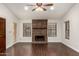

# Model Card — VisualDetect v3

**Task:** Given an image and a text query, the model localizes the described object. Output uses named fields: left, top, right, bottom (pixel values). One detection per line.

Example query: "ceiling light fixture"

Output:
left=24, top=6, right=28, bottom=10
left=50, top=6, right=54, bottom=10
left=26, top=3, right=53, bottom=11
left=35, top=7, right=43, bottom=11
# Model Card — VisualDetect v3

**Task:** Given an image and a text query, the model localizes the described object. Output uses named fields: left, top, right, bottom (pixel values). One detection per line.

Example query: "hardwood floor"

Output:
left=1, top=43, right=79, bottom=56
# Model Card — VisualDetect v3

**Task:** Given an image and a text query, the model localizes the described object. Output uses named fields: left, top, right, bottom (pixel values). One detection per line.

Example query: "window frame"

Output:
left=48, top=23, right=57, bottom=37
left=65, top=21, right=70, bottom=39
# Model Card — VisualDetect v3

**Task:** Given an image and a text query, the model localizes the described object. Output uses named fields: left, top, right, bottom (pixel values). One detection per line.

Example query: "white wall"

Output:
left=62, top=4, right=79, bottom=52
left=0, top=4, right=18, bottom=49
left=17, top=19, right=62, bottom=42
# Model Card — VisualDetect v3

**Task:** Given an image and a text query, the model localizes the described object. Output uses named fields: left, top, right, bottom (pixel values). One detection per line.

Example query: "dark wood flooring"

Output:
left=0, top=43, right=79, bottom=56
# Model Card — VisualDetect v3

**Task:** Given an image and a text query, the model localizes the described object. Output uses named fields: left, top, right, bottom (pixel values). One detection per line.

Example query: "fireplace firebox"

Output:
left=35, top=36, right=45, bottom=41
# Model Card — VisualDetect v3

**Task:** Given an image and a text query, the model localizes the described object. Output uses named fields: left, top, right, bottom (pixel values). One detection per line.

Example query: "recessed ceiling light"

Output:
left=24, top=6, right=28, bottom=10
left=50, top=6, right=54, bottom=10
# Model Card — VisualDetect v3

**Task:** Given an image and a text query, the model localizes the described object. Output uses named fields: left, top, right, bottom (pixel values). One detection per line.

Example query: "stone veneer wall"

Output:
left=32, top=20, right=47, bottom=43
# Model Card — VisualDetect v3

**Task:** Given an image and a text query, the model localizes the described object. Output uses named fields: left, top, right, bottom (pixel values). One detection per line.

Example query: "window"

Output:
left=48, top=23, right=57, bottom=37
left=23, top=23, right=31, bottom=37
left=65, top=21, right=70, bottom=39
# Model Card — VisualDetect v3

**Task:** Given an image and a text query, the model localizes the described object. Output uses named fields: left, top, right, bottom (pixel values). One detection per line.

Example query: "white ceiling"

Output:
left=4, top=3, right=75, bottom=20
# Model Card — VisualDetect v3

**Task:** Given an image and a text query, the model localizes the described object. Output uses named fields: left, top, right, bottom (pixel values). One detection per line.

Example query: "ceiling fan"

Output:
left=25, top=3, right=54, bottom=11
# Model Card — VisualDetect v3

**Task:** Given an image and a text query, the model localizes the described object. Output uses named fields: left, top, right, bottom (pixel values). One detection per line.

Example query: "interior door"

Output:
left=0, top=17, right=6, bottom=53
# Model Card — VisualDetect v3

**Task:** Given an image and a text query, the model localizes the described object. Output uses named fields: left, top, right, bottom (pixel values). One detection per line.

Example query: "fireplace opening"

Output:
left=35, top=36, right=45, bottom=41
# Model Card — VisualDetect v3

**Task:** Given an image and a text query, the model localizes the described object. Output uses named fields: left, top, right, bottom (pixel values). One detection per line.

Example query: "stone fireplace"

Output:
left=32, top=20, right=47, bottom=43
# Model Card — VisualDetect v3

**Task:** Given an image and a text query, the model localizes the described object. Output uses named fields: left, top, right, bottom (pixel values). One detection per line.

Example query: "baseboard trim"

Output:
left=6, top=43, right=14, bottom=49
left=6, top=42, right=17, bottom=49
left=15, top=42, right=61, bottom=44
left=62, top=42, right=79, bottom=53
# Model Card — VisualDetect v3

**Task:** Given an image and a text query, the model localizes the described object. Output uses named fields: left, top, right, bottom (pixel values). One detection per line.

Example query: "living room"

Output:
left=0, top=2, right=79, bottom=56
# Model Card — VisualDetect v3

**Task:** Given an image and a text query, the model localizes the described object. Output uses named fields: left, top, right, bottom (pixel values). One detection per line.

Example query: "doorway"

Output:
left=13, top=23, right=17, bottom=43
left=0, top=17, right=6, bottom=53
